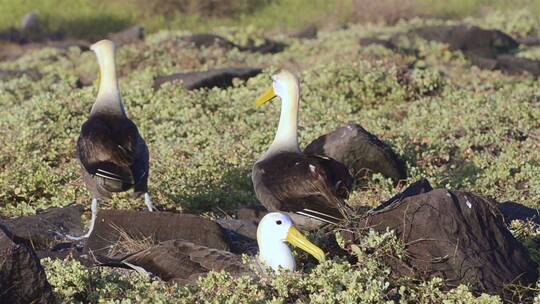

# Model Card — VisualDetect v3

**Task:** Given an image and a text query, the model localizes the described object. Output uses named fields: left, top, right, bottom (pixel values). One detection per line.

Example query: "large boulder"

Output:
left=2, top=205, right=84, bottom=250
left=356, top=180, right=538, bottom=296
left=153, top=67, right=262, bottom=90
left=0, top=224, right=54, bottom=303
left=304, top=123, right=407, bottom=183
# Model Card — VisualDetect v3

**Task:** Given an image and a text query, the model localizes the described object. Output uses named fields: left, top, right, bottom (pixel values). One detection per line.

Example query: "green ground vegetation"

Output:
left=2, top=3, right=540, bottom=303
left=1, top=0, right=540, bottom=38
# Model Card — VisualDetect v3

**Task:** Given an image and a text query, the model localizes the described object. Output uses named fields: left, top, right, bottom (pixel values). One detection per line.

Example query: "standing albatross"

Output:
left=99, top=212, right=325, bottom=282
left=251, top=70, right=353, bottom=225
left=66, top=39, right=153, bottom=240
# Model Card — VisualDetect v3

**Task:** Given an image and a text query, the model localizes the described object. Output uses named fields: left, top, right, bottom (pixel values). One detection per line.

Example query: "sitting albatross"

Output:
left=102, top=212, right=325, bottom=282
left=251, top=70, right=353, bottom=225
left=66, top=39, right=153, bottom=240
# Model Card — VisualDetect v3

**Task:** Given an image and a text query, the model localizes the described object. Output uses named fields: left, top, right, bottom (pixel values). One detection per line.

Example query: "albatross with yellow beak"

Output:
left=104, top=212, right=325, bottom=281
left=65, top=39, right=153, bottom=240
left=252, top=70, right=353, bottom=225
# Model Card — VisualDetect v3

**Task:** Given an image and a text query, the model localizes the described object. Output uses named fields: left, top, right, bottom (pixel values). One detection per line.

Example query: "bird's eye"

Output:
left=276, top=220, right=282, bottom=225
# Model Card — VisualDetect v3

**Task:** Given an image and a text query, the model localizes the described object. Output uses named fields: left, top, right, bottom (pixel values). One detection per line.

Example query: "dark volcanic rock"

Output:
left=0, top=28, right=22, bottom=42
left=108, top=26, right=144, bottom=45
left=0, top=40, right=89, bottom=61
left=359, top=37, right=398, bottom=50
left=153, top=67, right=262, bottom=90
left=21, top=11, right=41, bottom=34
left=304, top=123, right=407, bottom=183
left=389, top=24, right=540, bottom=77
left=0, top=69, right=41, bottom=81
left=467, top=54, right=540, bottom=76
left=0, top=224, right=54, bottom=303
left=498, top=201, right=540, bottom=225
left=493, top=54, right=540, bottom=76
left=2, top=205, right=84, bottom=250
left=291, top=26, right=318, bottom=40
left=358, top=183, right=538, bottom=296
left=243, top=39, right=287, bottom=54
left=517, top=36, right=540, bottom=46
left=85, top=210, right=230, bottom=258
left=237, top=205, right=268, bottom=222
left=409, top=24, right=518, bottom=58
left=181, top=33, right=286, bottom=54
left=181, top=33, right=237, bottom=50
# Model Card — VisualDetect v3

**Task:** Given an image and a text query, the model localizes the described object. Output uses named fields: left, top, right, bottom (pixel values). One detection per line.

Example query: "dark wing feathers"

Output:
left=254, top=152, right=353, bottom=223
left=77, top=115, right=148, bottom=191
left=122, top=240, right=247, bottom=282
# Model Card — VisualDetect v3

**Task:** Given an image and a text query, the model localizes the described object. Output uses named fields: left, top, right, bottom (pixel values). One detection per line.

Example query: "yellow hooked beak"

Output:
left=255, top=87, right=277, bottom=106
left=286, top=226, right=326, bottom=263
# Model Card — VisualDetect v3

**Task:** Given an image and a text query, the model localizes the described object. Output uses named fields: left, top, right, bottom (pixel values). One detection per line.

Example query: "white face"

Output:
left=271, top=70, right=299, bottom=100
left=257, top=212, right=294, bottom=243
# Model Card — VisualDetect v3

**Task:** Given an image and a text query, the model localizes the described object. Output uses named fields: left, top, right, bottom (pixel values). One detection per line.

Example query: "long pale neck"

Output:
left=90, top=43, right=126, bottom=116
left=258, top=240, right=296, bottom=272
left=262, top=89, right=300, bottom=159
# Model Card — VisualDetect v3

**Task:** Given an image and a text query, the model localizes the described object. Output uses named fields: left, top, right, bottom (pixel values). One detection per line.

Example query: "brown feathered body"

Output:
left=77, top=113, right=149, bottom=199
left=252, top=151, right=353, bottom=223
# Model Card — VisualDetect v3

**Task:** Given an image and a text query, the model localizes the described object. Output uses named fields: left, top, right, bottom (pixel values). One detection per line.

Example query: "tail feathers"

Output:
left=296, top=198, right=354, bottom=225
left=296, top=208, right=342, bottom=225
left=91, top=162, right=134, bottom=192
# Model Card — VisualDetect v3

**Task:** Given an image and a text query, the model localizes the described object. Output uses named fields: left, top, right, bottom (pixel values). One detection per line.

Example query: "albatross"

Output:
left=66, top=39, right=154, bottom=240
left=251, top=70, right=353, bottom=225
left=102, top=212, right=325, bottom=282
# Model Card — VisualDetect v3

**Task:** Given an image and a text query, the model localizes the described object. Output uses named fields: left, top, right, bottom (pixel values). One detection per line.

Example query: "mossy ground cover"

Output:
left=2, top=7, right=540, bottom=303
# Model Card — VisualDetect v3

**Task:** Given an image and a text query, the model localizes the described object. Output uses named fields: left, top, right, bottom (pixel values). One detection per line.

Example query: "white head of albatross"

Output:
left=256, top=70, right=301, bottom=159
left=257, top=212, right=325, bottom=272
left=90, top=39, right=126, bottom=117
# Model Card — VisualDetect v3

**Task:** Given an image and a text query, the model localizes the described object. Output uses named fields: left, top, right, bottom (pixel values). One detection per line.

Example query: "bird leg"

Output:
left=62, top=198, right=98, bottom=240
left=144, top=193, right=154, bottom=212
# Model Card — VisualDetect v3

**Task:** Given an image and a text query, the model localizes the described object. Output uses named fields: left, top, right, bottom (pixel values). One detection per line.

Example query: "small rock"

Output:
left=494, top=54, right=540, bottom=76
left=153, top=67, right=262, bottom=90
left=304, top=123, right=407, bottom=183
left=108, top=26, right=144, bottom=45
left=498, top=201, right=540, bottom=225
left=359, top=37, right=398, bottom=50
left=242, top=39, right=287, bottom=54
left=517, top=36, right=540, bottom=46
left=237, top=205, right=268, bottom=222
left=0, top=224, right=55, bottom=303
left=181, top=33, right=237, bottom=50
left=291, top=26, right=318, bottom=40
left=21, top=11, right=40, bottom=33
